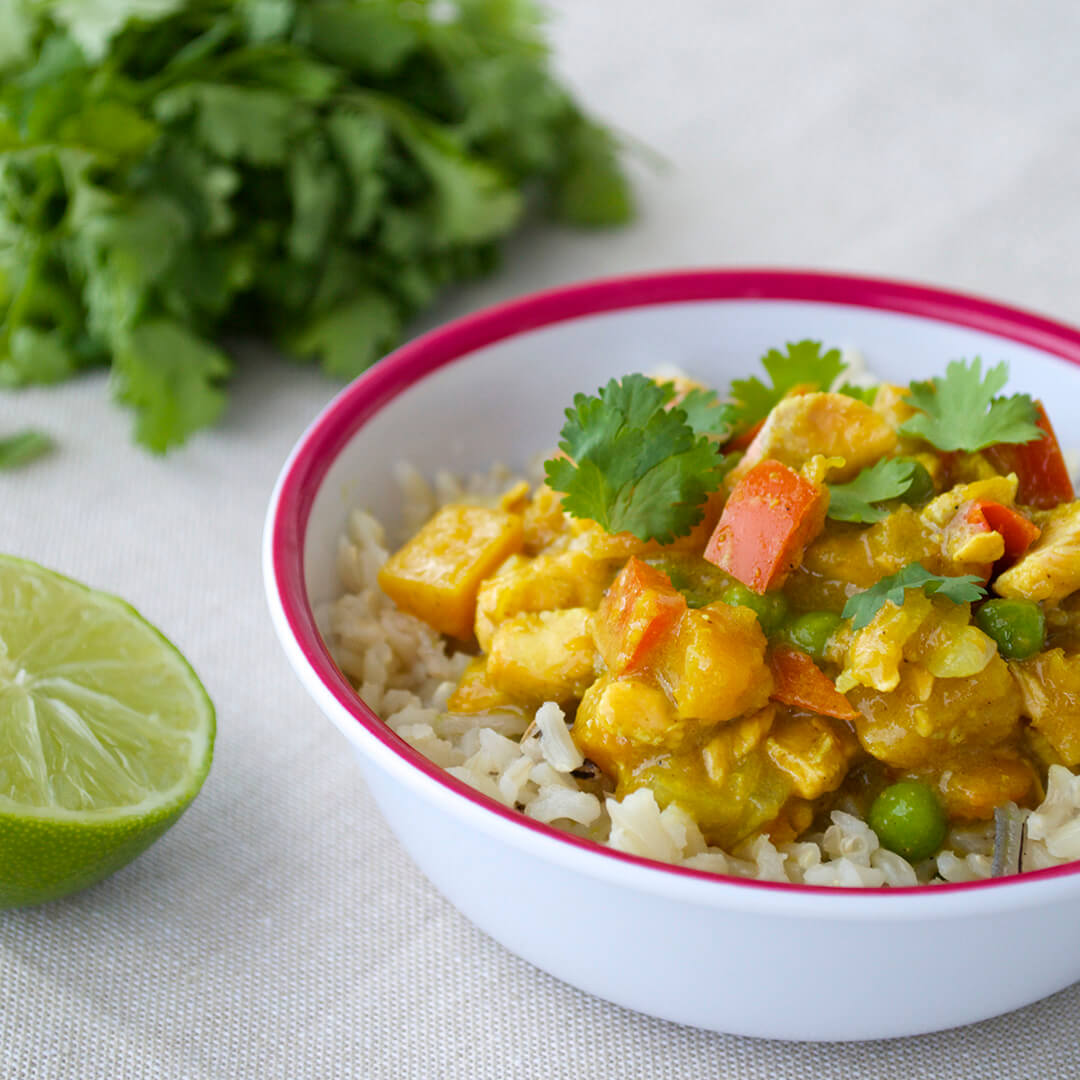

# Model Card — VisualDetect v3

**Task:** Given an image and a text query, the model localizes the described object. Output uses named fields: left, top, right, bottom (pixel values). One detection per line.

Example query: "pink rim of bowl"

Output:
left=267, top=267, right=1080, bottom=898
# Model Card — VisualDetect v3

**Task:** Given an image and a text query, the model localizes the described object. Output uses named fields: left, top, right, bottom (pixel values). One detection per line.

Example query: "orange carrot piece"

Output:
left=768, top=645, right=858, bottom=722
left=593, top=557, right=687, bottom=676
left=985, top=401, right=1074, bottom=509
left=703, top=459, right=828, bottom=594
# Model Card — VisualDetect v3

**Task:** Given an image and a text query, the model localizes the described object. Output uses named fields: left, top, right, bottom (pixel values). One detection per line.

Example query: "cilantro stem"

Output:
left=0, top=241, right=45, bottom=353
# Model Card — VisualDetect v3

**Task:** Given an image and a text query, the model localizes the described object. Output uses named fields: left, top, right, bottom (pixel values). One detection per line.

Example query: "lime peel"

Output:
left=0, top=555, right=215, bottom=907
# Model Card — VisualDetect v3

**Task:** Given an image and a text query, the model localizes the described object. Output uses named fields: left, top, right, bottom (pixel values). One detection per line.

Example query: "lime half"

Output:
left=0, top=555, right=215, bottom=908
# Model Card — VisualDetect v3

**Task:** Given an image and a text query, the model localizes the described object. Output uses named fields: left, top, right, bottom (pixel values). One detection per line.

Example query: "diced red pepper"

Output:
left=944, top=500, right=1039, bottom=581
left=704, top=459, right=828, bottom=594
left=768, top=645, right=858, bottom=722
left=971, top=501, right=1041, bottom=559
left=727, top=417, right=765, bottom=452
left=985, top=401, right=1074, bottom=509
left=593, top=557, right=687, bottom=676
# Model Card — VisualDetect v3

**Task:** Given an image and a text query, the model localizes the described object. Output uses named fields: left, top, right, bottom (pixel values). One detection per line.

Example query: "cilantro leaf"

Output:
left=49, top=0, right=187, bottom=62
left=0, top=429, right=52, bottom=468
left=111, top=320, right=231, bottom=453
left=293, top=2, right=419, bottom=76
left=0, top=4, right=34, bottom=73
left=286, top=133, right=342, bottom=263
left=550, top=113, right=635, bottom=227
left=153, top=84, right=298, bottom=167
left=842, top=562, right=986, bottom=631
left=544, top=374, right=730, bottom=544
left=325, top=111, right=386, bottom=239
left=289, top=290, right=402, bottom=380
left=2, top=327, right=84, bottom=387
left=390, top=109, right=523, bottom=246
left=241, top=0, right=296, bottom=44
left=673, top=386, right=735, bottom=438
left=727, top=340, right=847, bottom=431
left=836, top=382, right=879, bottom=405
left=899, top=358, right=1044, bottom=453
left=827, top=459, right=917, bottom=524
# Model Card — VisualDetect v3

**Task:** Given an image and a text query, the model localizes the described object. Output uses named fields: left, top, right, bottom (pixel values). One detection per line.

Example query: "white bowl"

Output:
left=263, top=269, right=1080, bottom=1041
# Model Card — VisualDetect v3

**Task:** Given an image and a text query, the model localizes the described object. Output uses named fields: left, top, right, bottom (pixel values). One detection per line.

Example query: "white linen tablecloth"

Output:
left=4, top=2, right=1080, bottom=1076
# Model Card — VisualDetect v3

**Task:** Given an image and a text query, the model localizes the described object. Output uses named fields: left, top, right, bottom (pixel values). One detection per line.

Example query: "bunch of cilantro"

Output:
left=0, top=0, right=632, bottom=450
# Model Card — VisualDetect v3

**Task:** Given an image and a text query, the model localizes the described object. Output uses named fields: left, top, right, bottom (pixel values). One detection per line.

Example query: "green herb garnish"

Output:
left=842, top=562, right=986, bottom=631
left=836, top=382, right=879, bottom=405
left=726, top=340, right=846, bottom=434
left=826, top=459, right=917, bottom=524
left=0, top=1, right=633, bottom=451
left=900, top=358, right=1044, bottom=453
left=674, top=387, right=735, bottom=437
left=0, top=429, right=52, bottom=469
left=544, top=375, right=732, bottom=544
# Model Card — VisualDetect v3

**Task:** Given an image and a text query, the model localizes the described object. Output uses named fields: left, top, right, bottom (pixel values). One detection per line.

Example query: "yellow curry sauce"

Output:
left=376, top=375, right=1080, bottom=856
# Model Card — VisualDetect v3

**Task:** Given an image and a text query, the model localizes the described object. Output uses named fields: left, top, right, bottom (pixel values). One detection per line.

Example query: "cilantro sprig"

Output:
left=544, top=375, right=732, bottom=544
left=726, top=340, right=846, bottom=434
left=900, top=358, right=1044, bottom=453
left=842, top=562, right=986, bottom=631
left=826, top=459, right=917, bottom=524
left=0, top=2, right=633, bottom=451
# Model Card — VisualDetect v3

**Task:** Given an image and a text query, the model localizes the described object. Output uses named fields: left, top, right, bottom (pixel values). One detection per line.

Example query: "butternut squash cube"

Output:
left=924, top=750, right=1038, bottom=820
left=377, top=504, right=523, bottom=639
left=654, top=602, right=772, bottom=725
left=486, top=608, right=597, bottom=705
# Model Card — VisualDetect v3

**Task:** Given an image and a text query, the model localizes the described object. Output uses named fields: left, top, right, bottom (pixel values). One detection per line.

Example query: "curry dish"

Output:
left=374, top=353, right=1080, bottom=866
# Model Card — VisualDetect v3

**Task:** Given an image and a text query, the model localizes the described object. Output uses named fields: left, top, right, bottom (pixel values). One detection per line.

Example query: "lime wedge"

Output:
left=0, top=555, right=214, bottom=908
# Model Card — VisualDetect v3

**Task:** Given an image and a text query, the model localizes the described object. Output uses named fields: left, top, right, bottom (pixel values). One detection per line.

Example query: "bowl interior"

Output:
left=265, top=276, right=1080, bottom=901
left=304, top=295, right=1080, bottom=611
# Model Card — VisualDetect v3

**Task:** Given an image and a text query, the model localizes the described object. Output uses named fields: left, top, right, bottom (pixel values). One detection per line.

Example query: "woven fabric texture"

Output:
left=4, top=1, right=1080, bottom=1076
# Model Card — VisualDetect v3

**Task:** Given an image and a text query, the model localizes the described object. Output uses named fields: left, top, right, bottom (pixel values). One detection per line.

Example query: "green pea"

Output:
left=778, top=611, right=843, bottom=662
left=719, top=582, right=789, bottom=636
left=895, top=458, right=936, bottom=505
left=648, top=560, right=695, bottom=596
left=869, top=780, right=948, bottom=861
left=974, top=598, right=1046, bottom=660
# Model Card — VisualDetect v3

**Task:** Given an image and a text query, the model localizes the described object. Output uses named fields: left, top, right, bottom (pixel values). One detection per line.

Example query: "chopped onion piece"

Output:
left=534, top=701, right=584, bottom=773
left=991, top=802, right=1028, bottom=877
